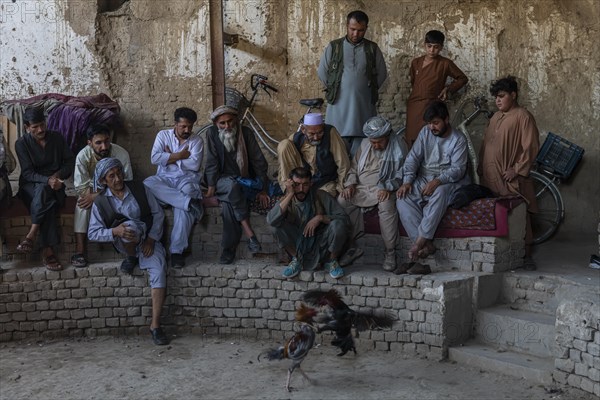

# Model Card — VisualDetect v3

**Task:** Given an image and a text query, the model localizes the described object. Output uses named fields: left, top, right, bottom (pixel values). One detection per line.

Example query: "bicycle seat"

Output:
left=299, top=98, right=324, bottom=108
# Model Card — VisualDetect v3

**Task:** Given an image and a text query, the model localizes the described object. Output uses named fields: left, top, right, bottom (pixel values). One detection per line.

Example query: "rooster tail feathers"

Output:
left=258, top=346, right=285, bottom=362
left=353, top=310, right=396, bottom=331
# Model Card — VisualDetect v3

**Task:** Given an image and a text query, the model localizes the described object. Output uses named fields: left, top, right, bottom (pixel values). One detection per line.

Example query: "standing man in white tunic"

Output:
left=144, top=107, right=204, bottom=268
left=318, top=10, right=388, bottom=157
left=396, top=101, right=469, bottom=274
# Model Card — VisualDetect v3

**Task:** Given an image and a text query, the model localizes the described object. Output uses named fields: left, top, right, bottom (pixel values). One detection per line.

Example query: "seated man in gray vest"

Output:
left=88, top=158, right=169, bottom=345
left=338, top=116, right=408, bottom=271
left=277, top=113, right=350, bottom=198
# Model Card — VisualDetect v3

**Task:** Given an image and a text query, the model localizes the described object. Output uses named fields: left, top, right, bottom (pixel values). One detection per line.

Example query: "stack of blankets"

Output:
left=1, top=93, right=120, bottom=155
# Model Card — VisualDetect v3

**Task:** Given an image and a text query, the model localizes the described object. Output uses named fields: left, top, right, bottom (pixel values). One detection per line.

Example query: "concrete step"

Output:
left=448, top=341, right=554, bottom=385
left=476, top=305, right=556, bottom=358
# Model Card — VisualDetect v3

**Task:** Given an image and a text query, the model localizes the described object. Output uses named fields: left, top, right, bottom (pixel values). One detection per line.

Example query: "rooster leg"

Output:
left=285, top=369, right=293, bottom=392
left=297, top=367, right=312, bottom=384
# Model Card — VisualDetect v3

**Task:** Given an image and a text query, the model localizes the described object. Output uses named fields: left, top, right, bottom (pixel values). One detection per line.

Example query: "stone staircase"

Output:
left=448, top=304, right=556, bottom=384
left=448, top=271, right=596, bottom=386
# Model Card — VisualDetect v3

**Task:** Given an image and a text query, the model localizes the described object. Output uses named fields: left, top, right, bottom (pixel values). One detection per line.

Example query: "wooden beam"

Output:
left=209, top=0, right=225, bottom=108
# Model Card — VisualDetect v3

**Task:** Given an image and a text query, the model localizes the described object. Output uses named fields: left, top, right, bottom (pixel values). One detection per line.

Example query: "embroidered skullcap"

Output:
left=210, top=105, right=238, bottom=122
left=363, top=116, right=392, bottom=138
left=303, top=113, right=323, bottom=126
left=93, top=157, right=123, bottom=192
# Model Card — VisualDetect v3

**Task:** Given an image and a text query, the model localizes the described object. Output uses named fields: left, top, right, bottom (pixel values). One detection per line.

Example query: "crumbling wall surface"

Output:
left=0, top=0, right=598, bottom=235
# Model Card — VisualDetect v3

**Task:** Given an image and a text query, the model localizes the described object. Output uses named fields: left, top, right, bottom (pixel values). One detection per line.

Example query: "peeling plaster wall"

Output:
left=0, top=0, right=598, bottom=237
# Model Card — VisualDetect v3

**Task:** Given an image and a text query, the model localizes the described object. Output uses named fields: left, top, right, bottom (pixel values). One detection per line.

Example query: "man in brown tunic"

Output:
left=479, top=76, right=540, bottom=270
left=406, top=30, right=468, bottom=147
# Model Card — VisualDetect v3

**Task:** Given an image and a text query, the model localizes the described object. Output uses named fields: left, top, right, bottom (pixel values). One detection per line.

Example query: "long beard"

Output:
left=219, top=128, right=237, bottom=152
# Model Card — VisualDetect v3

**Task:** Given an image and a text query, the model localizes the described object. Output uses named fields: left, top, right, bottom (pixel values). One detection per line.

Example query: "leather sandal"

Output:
left=70, top=253, right=88, bottom=268
left=44, top=255, right=63, bottom=271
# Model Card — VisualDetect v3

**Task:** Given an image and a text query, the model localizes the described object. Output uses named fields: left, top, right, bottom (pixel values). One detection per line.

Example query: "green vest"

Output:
left=325, top=37, right=379, bottom=105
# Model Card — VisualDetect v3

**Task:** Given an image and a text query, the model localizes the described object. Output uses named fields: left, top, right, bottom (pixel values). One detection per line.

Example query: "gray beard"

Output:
left=218, top=128, right=237, bottom=152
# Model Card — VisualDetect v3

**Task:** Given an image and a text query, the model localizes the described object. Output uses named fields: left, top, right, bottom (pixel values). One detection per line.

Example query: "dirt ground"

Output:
left=0, top=334, right=595, bottom=400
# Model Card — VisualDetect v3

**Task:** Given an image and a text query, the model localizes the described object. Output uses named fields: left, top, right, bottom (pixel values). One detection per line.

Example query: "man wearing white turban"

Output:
left=338, top=116, right=408, bottom=271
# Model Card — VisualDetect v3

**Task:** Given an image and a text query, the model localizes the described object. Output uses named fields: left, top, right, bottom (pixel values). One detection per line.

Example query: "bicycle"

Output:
left=196, top=74, right=324, bottom=157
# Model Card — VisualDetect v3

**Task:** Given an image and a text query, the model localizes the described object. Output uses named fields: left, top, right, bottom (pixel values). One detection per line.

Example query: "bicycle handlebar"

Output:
left=251, top=73, right=278, bottom=93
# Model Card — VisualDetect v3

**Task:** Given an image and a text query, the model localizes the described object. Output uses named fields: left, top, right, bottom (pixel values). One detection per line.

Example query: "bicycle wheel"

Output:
left=530, top=170, right=564, bottom=244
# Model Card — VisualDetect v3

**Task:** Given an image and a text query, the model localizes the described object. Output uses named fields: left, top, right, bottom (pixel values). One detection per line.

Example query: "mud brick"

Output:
left=78, top=298, right=92, bottom=308
left=127, top=287, right=142, bottom=297
left=119, top=297, right=133, bottom=307
left=365, top=297, right=378, bottom=308
left=114, top=287, right=128, bottom=297
left=113, top=308, right=126, bottom=317
left=100, top=287, right=115, bottom=297
left=8, top=282, right=23, bottom=293
left=556, top=358, right=575, bottom=372
left=351, top=295, right=366, bottom=306
left=208, top=287, right=222, bottom=297
left=235, top=309, right=249, bottom=318
left=19, top=321, right=34, bottom=331
left=85, top=308, right=99, bottom=318
left=56, top=289, right=71, bottom=299
left=85, top=266, right=105, bottom=277
left=12, top=293, right=27, bottom=302
left=71, top=288, right=86, bottom=298
left=567, top=374, right=582, bottom=389
left=403, top=276, right=418, bottom=287
left=41, top=290, right=57, bottom=300
left=397, top=309, right=412, bottom=321
left=63, top=299, right=78, bottom=309
left=228, top=298, right=241, bottom=308
left=71, top=309, right=85, bottom=319
left=255, top=298, right=268, bottom=309
left=90, top=318, right=105, bottom=329
left=195, top=287, right=209, bottom=297
left=56, top=310, right=70, bottom=319
left=267, top=299, right=281, bottom=309
left=47, top=320, right=62, bottom=330
left=371, top=286, right=385, bottom=297
left=588, top=343, right=600, bottom=357
left=6, top=302, right=21, bottom=312
left=98, top=308, right=113, bottom=318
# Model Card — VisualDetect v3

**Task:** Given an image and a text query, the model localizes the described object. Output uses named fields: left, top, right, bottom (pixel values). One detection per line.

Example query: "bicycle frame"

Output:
left=453, top=96, right=494, bottom=185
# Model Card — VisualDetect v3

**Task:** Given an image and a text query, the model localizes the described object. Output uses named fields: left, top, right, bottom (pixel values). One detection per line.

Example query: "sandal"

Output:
left=16, top=238, right=34, bottom=253
left=44, top=255, right=63, bottom=271
left=70, top=253, right=88, bottom=268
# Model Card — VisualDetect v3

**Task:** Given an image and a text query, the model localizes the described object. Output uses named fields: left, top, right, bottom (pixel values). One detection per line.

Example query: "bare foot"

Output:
left=417, top=240, right=435, bottom=259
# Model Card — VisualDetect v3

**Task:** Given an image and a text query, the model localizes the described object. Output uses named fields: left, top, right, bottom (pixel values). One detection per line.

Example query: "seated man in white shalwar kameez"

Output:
left=396, top=100, right=469, bottom=274
left=143, top=107, right=204, bottom=268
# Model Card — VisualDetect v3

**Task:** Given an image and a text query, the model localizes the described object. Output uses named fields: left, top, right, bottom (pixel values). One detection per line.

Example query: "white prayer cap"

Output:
left=303, top=113, right=324, bottom=126
left=363, top=116, right=392, bottom=138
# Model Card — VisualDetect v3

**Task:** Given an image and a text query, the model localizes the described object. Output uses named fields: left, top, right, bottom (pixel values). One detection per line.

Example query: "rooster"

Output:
left=302, top=288, right=395, bottom=356
left=258, top=303, right=318, bottom=391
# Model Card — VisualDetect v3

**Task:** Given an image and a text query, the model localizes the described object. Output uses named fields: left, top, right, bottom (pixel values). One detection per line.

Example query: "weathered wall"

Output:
left=0, top=0, right=598, bottom=236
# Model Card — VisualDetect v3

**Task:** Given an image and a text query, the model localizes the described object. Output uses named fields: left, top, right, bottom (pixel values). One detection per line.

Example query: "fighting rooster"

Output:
left=303, top=288, right=395, bottom=356
left=258, top=303, right=318, bottom=391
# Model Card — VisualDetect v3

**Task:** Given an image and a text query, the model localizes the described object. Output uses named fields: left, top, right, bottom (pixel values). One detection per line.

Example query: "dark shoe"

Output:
left=188, top=198, right=204, bottom=221
left=219, top=248, right=235, bottom=264
left=339, top=247, right=364, bottom=267
left=150, top=327, right=169, bottom=345
left=394, top=262, right=413, bottom=275
left=171, top=253, right=185, bottom=268
left=407, top=262, right=431, bottom=275
left=120, top=256, right=138, bottom=274
left=248, top=236, right=262, bottom=253
left=522, top=256, right=537, bottom=271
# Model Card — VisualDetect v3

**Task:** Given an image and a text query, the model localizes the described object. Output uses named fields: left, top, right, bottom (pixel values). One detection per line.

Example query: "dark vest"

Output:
left=325, top=37, right=379, bottom=105
left=293, top=125, right=337, bottom=189
left=93, top=181, right=153, bottom=232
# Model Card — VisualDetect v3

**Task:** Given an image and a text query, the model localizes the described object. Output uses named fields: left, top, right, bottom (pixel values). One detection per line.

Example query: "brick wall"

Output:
left=0, top=262, right=482, bottom=360
left=554, top=300, right=600, bottom=397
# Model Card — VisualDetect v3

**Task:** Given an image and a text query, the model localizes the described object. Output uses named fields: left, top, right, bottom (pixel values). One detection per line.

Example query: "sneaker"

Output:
left=282, top=257, right=302, bottom=279
left=188, top=198, right=204, bottom=221
left=171, top=253, right=185, bottom=268
left=324, top=259, right=344, bottom=279
left=219, top=248, right=235, bottom=265
left=150, top=327, right=169, bottom=345
left=248, top=236, right=262, bottom=253
left=120, top=256, right=138, bottom=274
left=339, top=247, right=364, bottom=267
left=590, top=254, right=600, bottom=270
